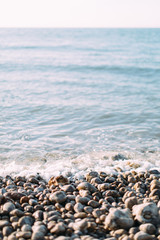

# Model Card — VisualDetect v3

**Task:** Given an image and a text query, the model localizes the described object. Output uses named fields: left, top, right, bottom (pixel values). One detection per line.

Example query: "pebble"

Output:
left=3, top=202, right=15, bottom=213
left=18, top=216, right=34, bottom=227
left=139, top=223, right=156, bottom=235
left=50, top=222, right=66, bottom=234
left=0, top=220, right=10, bottom=228
left=132, top=202, right=159, bottom=224
left=74, top=202, right=84, bottom=213
left=31, top=231, right=45, bottom=240
left=125, top=196, right=137, bottom=210
left=49, top=191, right=67, bottom=203
left=134, top=231, right=154, bottom=240
left=0, top=171, right=159, bottom=239
left=2, top=226, right=13, bottom=236
left=77, top=182, right=96, bottom=192
left=105, top=208, right=134, bottom=230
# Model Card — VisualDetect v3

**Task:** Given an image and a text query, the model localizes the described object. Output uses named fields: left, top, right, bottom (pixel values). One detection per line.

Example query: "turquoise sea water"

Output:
left=0, top=28, right=160, bottom=178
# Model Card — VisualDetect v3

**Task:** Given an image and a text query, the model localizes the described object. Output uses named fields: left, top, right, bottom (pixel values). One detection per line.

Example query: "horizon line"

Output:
left=0, top=26, right=160, bottom=29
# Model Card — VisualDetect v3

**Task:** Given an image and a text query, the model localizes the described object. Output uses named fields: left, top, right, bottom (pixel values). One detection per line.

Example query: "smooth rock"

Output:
left=18, top=216, right=34, bottom=227
left=105, top=208, right=134, bottom=230
left=48, top=175, right=68, bottom=186
left=10, top=209, right=24, bottom=217
left=61, top=184, right=76, bottom=192
left=125, top=196, right=138, bottom=210
left=16, top=231, right=32, bottom=238
left=2, top=226, right=13, bottom=236
left=0, top=220, right=10, bottom=228
left=74, top=202, right=84, bottom=213
left=32, top=224, right=47, bottom=234
left=77, top=182, right=96, bottom=192
left=50, top=222, right=66, bottom=234
left=132, top=202, right=159, bottom=224
left=3, top=202, right=15, bottom=213
left=31, top=231, right=45, bottom=240
left=139, top=223, right=156, bottom=235
left=49, top=191, right=67, bottom=203
left=86, top=171, right=99, bottom=182
left=134, top=231, right=154, bottom=240
left=21, top=224, right=32, bottom=232
left=72, top=219, right=88, bottom=231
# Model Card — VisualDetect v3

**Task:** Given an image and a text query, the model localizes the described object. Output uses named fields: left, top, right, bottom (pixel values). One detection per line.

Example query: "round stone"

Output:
left=49, top=191, right=67, bottom=203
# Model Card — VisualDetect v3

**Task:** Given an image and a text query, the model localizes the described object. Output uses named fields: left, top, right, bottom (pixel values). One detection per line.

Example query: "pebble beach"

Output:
left=0, top=170, right=160, bottom=240
left=1, top=29, right=160, bottom=240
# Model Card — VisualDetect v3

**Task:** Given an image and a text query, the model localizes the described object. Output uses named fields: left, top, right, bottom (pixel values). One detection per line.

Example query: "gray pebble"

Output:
left=2, top=226, right=13, bottom=236
left=21, top=224, right=32, bottom=232
left=18, top=216, right=34, bottom=227
left=139, top=223, right=156, bottom=235
left=16, top=231, right=32, bottom=239
left=3, top=202, right=15, bottom=213
left=134, top=231, right=154, bottom=240
left=49, top=191, right=67, bottom=203
left=0, top=220, right=10, bottom=228
left=31, top=231, right=45, bottom=240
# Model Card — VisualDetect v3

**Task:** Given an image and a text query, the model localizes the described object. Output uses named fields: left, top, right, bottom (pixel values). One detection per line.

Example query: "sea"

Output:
left=0, top=28, right=160, bottom=179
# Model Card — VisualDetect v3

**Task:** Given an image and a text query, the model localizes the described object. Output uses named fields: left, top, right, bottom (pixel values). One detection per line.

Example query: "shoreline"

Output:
left=0, top=170, right=160, bottom=239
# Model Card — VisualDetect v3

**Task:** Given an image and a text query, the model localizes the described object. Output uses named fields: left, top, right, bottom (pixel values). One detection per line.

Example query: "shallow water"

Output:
left=0, top=28, right=160, bottom=179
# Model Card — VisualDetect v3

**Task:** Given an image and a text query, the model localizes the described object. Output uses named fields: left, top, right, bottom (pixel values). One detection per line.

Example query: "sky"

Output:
left=0, top=0, right=160, bottom=28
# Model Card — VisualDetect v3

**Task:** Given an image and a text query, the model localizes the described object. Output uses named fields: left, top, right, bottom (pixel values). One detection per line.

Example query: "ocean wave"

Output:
left=1, top=62, right=160, bottom=76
